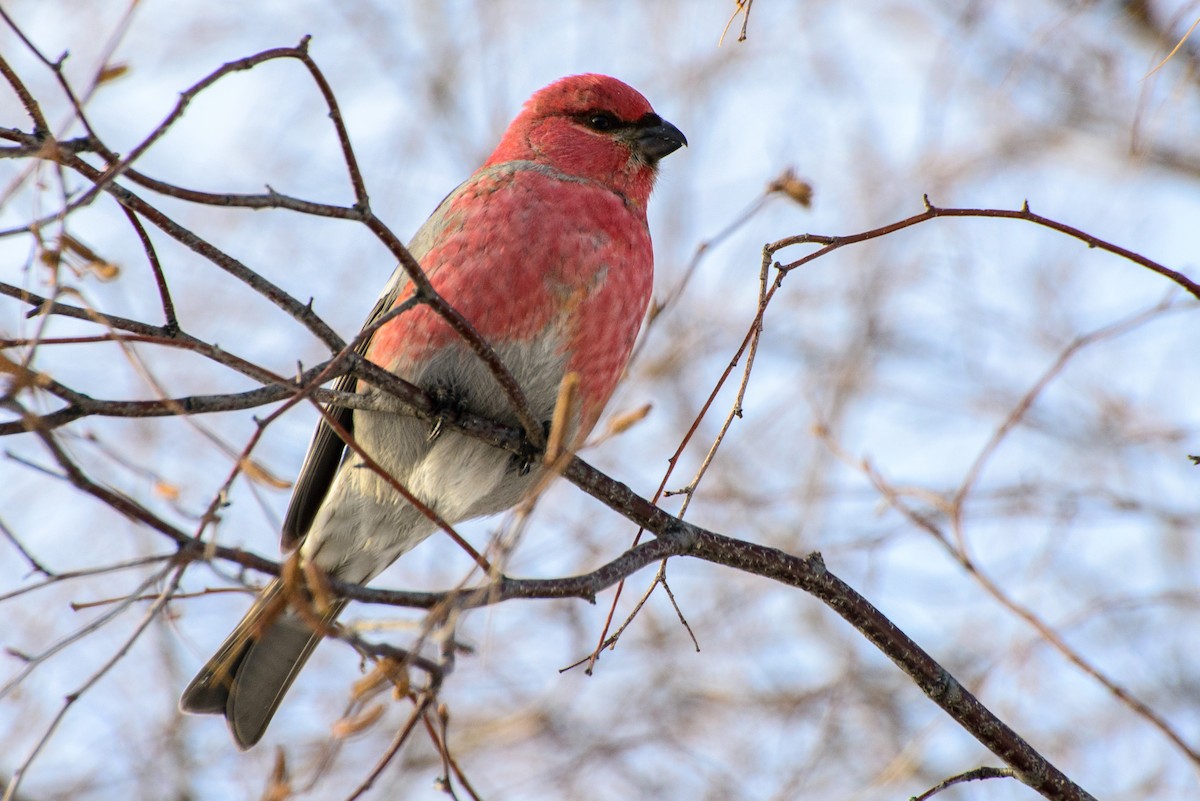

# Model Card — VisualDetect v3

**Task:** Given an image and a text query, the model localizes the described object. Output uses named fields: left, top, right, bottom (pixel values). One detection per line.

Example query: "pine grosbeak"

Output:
left=180, top=74, right=685, bottom=748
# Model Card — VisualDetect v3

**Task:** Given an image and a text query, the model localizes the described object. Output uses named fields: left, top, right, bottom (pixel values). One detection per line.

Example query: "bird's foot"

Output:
left=511, top=420, right=552, bottom=476
left=427, top=383, right=465, bottom=442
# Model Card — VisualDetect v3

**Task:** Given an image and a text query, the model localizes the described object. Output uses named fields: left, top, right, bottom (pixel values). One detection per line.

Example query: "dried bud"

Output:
left=331, top=704, right=385, bottom=738
left=240, top=457, right=292, bottom=489
left=606, top=403, right=652, bottom=436
left=768, top=168, right=814, bottom=208
left=96, top=62, right=129, bottom=85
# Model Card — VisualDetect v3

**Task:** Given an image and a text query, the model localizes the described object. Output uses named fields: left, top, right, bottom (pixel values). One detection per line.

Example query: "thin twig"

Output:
left=0, top=564, right=183, bottom=801
left=910, top=766, right=1018, bottom=801
left=343, top=693, right=434, bottom=801
left=0, top=517, right=54, bottom=577
left=587, top=217, right=785, bottom=669
left=0, top=552, right=172, bottom=604
left=117, top=205, right=177, bottom=330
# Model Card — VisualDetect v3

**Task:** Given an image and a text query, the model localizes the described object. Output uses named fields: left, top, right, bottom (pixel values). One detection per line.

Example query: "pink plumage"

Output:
left=180, top=74, right=685, bottom=748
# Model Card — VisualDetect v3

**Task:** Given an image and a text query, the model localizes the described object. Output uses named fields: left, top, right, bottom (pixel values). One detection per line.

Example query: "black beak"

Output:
left=635, top=117, right=687, bottom=162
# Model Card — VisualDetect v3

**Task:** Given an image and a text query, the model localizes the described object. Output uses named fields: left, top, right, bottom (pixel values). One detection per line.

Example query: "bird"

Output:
left=179, top=74, right=686, bottom=749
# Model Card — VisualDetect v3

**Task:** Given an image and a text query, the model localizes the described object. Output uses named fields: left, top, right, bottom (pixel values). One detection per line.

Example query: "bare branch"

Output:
left=911, top=766, right=1019, bottom=801
left=776, top=197, right=1200, bottom=301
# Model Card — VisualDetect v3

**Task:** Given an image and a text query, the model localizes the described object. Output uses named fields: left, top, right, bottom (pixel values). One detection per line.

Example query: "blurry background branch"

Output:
left=1, top=2, right=1198, bottom=801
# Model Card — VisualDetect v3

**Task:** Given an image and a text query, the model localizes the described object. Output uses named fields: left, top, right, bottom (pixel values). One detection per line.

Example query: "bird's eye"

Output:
left=584, top=112, right=619, bottom=132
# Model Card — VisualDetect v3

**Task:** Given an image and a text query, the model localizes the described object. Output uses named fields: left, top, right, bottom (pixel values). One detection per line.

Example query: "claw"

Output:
left=509, top=420, right=551, bottom=476
left=427, top=382, right=461, bottom=443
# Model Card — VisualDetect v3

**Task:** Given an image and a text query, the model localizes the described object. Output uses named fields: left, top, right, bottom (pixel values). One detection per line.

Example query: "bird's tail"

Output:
left=179, top=578, right=346, bottom=749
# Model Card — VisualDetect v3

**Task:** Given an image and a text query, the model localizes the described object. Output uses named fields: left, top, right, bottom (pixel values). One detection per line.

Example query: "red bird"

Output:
left=180, top=74, right=685, bottom=748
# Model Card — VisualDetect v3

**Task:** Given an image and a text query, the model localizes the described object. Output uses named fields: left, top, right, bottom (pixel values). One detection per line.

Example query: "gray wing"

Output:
left=279, top=278, right=407, bottom=549
left=278, top=183, right=461, bottom=550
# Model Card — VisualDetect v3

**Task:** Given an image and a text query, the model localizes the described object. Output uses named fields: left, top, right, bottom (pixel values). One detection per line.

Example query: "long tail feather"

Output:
left=180, top=580, right=345, bottom=749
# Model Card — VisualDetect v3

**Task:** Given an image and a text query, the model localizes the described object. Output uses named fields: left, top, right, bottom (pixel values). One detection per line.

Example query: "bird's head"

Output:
left=485, top=74, right=686, bottom=208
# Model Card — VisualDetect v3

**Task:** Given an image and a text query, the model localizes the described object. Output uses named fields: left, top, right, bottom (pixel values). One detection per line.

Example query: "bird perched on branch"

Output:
left=180, top=74, right=686, bottom=748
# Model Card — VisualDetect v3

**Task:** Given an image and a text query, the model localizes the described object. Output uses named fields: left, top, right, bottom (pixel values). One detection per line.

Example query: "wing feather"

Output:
left=279, top=284, right=404, bottom=549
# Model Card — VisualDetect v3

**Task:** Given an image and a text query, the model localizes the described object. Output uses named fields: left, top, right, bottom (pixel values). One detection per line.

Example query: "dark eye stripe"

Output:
left=574, top=110, right=664, bottom=134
